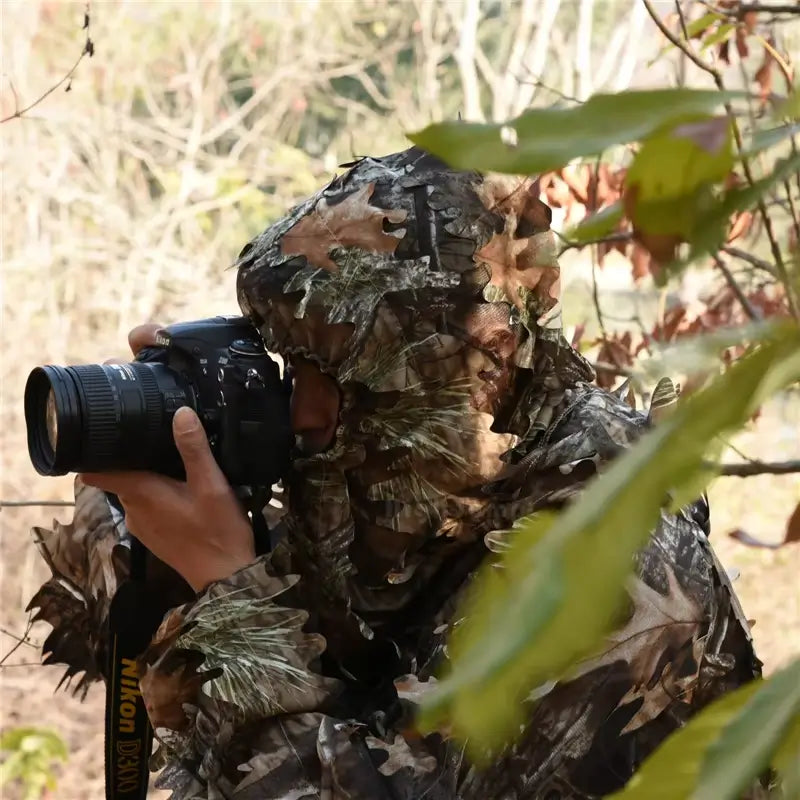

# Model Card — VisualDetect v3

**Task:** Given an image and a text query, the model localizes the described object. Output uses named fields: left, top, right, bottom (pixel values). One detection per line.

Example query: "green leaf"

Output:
left=700, top=23, right=735, bottom=50
left=774, top=87, right=800, bottom=121
left=609, top=658, right=800, bottom=800
left=564, top=200, right=624, bottom=243
left=408, top=89, right=741, bottom=175
left=686, top=12, right=723, bottom=39
left=419, top=324, right=800, bottom=753
left=697, top=659, right=800, bottom=800
left=688, top=150, right=800, bottom=259
left=746, top=122, right=800, bottom=156
left=626, top=116, right=733, bottom=238
left=771, top=715, right=800, bottom=798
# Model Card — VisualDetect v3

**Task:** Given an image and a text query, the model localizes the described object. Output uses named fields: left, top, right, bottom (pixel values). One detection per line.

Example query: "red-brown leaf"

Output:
left=281, top=182, right=408, bottom=271
left=786, top=502, right=800, bottom=544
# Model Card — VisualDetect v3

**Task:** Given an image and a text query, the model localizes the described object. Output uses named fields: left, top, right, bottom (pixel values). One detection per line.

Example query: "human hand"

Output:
left=82, top=324, right=255, bottom=592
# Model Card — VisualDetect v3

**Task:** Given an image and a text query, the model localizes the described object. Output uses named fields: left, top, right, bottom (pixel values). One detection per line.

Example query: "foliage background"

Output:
left=0, top=1, right=798, bottom=797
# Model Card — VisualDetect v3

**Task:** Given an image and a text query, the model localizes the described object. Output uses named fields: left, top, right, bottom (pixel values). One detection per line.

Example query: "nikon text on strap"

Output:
left=105, top=529, right=166, bottom=800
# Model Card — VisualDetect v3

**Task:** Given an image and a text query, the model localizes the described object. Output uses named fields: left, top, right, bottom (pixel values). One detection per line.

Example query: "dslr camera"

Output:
left=24, top=316, right=292, bottom=489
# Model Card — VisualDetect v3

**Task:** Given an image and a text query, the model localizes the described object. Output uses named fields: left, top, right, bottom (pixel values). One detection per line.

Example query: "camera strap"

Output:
left=105, top=532, right=163, bottom=800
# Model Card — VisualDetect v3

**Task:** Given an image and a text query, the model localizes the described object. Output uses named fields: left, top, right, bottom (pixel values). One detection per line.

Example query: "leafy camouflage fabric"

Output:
left=28, top=147, right=759, bottom=799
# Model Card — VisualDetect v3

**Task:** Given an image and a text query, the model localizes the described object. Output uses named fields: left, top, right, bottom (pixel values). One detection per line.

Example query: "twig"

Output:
left=0, top=500, right=76, bottom=508
left=1, top=3, right=94, bottom=125
left=715, top=459, right=800, bottom=477
left=0, top=626, right=39, bottom=649
left=642, top=0, right=719, bottom=77
left=737, top=4, right=800, bottom=16
left=713, top=254, right=762, bottom=320
left=0, top=616, right=34, bottom=667
left=721, top=245, right=777, bottom=275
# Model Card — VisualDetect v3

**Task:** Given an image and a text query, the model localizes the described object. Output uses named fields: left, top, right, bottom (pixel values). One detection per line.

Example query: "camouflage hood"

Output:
left=236, top=147, right=594, bottom=637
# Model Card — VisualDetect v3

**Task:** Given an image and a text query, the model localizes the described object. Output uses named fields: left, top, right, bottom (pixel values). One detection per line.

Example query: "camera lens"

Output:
left=24, top=362, right=192, bottom=476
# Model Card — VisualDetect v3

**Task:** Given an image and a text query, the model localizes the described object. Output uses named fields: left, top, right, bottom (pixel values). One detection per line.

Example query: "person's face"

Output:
left=289, top=357, right=340, bottom=455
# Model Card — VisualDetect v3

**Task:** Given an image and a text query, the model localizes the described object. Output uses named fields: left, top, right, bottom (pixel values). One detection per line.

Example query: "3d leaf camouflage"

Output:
left=28, top=147, right=759, bottom=799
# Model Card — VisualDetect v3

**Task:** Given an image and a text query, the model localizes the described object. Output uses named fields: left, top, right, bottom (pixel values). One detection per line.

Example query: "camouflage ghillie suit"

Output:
left=29, top=147, right=759, bottom=799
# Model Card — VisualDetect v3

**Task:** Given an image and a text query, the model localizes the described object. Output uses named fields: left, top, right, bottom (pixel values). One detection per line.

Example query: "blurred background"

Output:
left=1, top=1, right=798, bottom=797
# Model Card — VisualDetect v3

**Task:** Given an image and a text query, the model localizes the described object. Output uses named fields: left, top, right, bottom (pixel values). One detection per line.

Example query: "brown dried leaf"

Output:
left=630, top=242, right=653, bottom=282
left=281, top=181, right=407, bottom=271
left=735, top=25, right=749, bottom=58
left=785, top=502, right=800, bottom=544
left=727, top=209, right=753, bottom=243
left=754, top=40, right=776, bottom=103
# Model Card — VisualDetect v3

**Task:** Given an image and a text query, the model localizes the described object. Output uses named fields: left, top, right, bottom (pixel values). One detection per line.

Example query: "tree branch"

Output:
left=713, top=255, right=762, bottom=320
left=715, top=459, right=800, bottom=477
left=642, top=0, right=719, bottom=78
left=1, top=3, right=93, bottom=124
left=737, top=4, right=800, bottom=15
left=0, top=500, right=76, bottom=507
left=721, top=245, right=777, bottom=275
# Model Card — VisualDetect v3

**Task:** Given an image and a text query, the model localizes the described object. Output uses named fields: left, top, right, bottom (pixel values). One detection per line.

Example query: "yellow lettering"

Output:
left=118, top=717, right=134, bottom=734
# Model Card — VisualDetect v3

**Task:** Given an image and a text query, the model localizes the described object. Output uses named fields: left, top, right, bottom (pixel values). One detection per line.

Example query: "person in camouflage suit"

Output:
left=29, top=147, right=759, bottom=799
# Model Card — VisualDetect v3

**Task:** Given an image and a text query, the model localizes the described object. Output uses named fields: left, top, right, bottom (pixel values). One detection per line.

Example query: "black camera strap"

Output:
left=105, top=527, right=164, bottom=800
left=102, top=488, right=272, bottom=800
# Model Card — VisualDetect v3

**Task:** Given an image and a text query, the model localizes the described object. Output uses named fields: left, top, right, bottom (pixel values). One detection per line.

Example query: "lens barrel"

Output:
left=24, top=362, right=190, bottom=476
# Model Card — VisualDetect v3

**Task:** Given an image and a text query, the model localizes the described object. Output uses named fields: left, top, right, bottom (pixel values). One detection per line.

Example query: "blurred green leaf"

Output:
left=420, top=324, right=800, bottom=753
left=627, top=116, right=733, bottom=238
left=408, top=89, right=740, bottom=175
left=700, top=23, right=735, bottom=50
left=564, top=200, right=624, bottom=243
left=685, top=12, right=723, bottom=38
left=746, top=122, right=800, bottom=155
left=771, top=716, right=800, bottom=799
left=775, top=87, right=800, bottom=120
left=0, top=727, right=67, bottom=800
left=610, top=658, right=800, bottom=800
left=629, top=117, right=733, bottom=198
left=688, top=150, right=800, bottom=259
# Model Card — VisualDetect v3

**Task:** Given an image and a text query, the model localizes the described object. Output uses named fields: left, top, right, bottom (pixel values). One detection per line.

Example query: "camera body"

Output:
left=25, top=316, right=292, bottom=489
left=142, top=316, right=292, bottom=486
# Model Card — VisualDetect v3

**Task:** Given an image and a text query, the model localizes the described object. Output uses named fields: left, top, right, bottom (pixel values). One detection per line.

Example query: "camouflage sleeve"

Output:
left=137, top=555, right=453, bottom=800
left=26, top=479, right=446, bottom=800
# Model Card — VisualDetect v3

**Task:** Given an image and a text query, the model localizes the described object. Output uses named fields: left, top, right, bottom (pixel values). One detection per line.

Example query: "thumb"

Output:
left=172, top=406, right=221, bottom=487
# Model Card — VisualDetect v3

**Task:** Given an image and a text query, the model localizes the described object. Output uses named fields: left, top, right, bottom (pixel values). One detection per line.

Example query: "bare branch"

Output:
left=0, top=500, right=76, bottom=508
left=643, top=0, right=719, bottom=79
left=1, top=3, right=93, bottom=124
left=454, top=0, right=484, bottom=121
left=514, top=0, right=563, bottom=115
left=713, top=255, right=762, bottom=320
left=575, top=0, right=595, bottom=100
left=721, top=245, right=777, bottom=275
left=736, top=4, right=800, bottom=15
left=715, top=459, right=800, bottom=477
